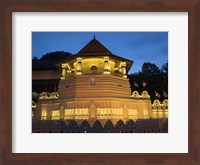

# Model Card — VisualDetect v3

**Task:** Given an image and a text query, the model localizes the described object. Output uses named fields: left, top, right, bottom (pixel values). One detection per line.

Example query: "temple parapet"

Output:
left=39, top=92, right=59, bottom=100
left=152, top=99, right=168, bottom=119
left=131, top=91, right=150, bottom=99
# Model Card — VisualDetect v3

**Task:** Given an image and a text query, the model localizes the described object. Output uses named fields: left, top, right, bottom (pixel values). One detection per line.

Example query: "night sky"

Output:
left=32, top=32, right=168, bottom=74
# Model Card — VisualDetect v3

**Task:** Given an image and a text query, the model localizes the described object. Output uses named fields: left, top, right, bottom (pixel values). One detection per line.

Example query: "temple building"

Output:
left=33, top=36, right=168, bottom=125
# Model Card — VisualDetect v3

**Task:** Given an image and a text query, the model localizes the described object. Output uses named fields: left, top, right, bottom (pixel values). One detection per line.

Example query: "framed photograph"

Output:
left=1, top=0, right=199, bottom=165
left=31, top=31, right=169, bottom=134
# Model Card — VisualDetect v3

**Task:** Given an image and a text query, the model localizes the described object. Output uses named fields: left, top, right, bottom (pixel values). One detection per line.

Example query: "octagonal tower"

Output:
left=37, top=37, right=153, bottom=124
left=57, top=37, right=133, bottom=100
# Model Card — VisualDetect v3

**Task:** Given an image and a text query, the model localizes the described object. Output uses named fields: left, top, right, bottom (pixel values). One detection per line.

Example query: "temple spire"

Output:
left=93, top=34, right=96, bottom=39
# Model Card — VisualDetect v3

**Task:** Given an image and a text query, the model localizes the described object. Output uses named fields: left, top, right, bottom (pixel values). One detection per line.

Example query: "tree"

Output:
left=141, top=62, right=161, bottom=76
left=40, top=51, right=71, bottom=60
left=128, top=62, right=168, bottom=103
left=32, top=56, right=39, bottom=61
left=161, top=62, right=168, bottom=74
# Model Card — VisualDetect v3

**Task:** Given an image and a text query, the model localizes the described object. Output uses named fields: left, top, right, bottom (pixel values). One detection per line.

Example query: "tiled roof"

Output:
left=77, top=37, right=111, bottom=54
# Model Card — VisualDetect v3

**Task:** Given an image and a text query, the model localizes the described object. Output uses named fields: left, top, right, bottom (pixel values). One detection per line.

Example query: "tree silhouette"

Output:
left=40, top=51, right=71, bottom=60
left=32, top=56, right=39, bottom=61
left=128, top=62, right=168, bottom=102
left=142, top=62, right=161, bottom=76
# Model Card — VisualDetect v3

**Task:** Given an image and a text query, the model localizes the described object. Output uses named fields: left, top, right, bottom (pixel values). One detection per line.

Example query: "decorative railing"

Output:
left=131, top=91, right=150, bottom=99
left=32, top=119, right=168, bottom=133
left=39, top=92, right=59, bottom=100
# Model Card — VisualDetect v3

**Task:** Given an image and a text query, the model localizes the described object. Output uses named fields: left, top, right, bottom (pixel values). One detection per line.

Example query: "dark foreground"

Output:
left=32, top=119, right=168, bottom=133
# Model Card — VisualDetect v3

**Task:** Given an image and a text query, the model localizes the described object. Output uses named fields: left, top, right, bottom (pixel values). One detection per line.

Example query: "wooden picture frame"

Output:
left=0, top=0, right=199, bottom=164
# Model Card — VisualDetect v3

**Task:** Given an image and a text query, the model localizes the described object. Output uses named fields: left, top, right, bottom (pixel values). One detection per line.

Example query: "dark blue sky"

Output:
left=32, top=32, right=168, bottom=74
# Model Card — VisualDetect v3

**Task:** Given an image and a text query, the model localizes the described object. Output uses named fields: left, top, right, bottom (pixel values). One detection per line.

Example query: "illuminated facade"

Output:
left=33, top=37, right=168, bottom=124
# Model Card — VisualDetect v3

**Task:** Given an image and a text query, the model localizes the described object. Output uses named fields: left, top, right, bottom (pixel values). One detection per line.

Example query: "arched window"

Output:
left=90, top=65, right=98, bottom=73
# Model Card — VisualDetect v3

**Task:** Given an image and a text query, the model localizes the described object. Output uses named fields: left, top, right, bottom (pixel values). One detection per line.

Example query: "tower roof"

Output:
left=56, top=37, right=134, bottom=73
left=77, top=37, right=112, bottom=54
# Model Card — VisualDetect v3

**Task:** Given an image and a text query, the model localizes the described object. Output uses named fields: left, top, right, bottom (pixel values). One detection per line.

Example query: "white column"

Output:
left=121, top=62, right=127, bottom=78
left=103, top=56, right=110, bottom=74
left=61, top=64, right=67, bottom=79
left=76, top=57, right=82, bottom=75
